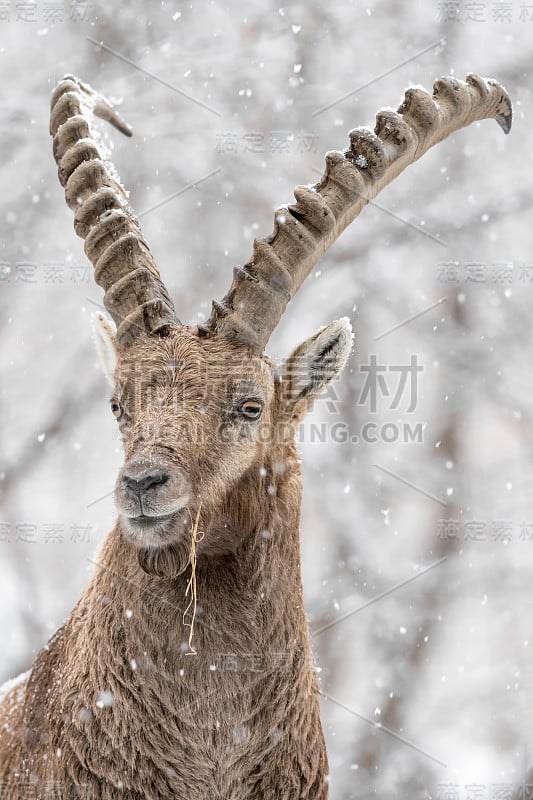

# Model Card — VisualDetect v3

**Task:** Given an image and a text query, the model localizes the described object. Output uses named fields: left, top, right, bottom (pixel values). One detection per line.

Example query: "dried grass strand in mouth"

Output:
left=183, top=503, right=204, bottom=655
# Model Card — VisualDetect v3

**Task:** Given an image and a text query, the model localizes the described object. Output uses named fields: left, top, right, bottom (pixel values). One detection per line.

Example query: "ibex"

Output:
left=0, top=73, right=511, bottom=799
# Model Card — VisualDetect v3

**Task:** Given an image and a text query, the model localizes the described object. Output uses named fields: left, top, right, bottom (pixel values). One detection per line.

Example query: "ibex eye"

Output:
left=110, top=400, right=123, bottom=419
left=238, top=399, right=264, bottom=420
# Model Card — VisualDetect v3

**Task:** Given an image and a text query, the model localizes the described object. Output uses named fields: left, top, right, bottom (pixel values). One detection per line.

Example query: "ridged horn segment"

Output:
left=50, top=74, right=178, bottom=346
left=201, top=74, right=511, bottom=353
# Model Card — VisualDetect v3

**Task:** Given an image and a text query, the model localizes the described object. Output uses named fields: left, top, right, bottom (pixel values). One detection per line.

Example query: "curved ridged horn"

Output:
left=201, top=74, right=511, bottom=352
left=50, top=74, right=178, bottom=346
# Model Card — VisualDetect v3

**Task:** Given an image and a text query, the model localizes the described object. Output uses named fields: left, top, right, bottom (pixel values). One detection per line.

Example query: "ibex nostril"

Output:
left=123, top=471, right=169, bottom=496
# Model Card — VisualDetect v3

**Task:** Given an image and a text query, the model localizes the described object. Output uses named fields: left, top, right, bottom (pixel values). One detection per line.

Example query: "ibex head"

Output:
left=50, top=74, right=510, bottom=578
left=92, top=317, right=351, bottom=577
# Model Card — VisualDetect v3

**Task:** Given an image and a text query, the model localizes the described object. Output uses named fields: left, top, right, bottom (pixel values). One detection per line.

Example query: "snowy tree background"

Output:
left=0, top=1, right=531, bottom=797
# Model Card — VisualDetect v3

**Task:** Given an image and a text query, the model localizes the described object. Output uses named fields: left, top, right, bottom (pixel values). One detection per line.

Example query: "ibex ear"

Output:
left=282, top=317, right=353, bottom=422
left=93, top=312, right=118, bottom=387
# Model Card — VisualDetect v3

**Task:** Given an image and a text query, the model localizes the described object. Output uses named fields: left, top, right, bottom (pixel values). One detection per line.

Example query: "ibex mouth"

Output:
left=129, top=513, right=175, bottom=526
left=121, top=507, right=190, bottom=549
left=119, top=503, right=198, bottom=578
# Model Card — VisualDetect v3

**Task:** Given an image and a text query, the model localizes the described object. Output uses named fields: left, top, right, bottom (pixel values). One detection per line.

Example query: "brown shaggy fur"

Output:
left=0, top=327, right=348, bottom=799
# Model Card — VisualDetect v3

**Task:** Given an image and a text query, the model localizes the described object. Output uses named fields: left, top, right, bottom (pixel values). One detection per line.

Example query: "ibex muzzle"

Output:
left=116, top=458, right=192, bottom=547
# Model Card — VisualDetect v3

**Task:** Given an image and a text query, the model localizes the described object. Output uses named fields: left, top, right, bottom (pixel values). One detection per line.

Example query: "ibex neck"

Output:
left=21, top=449, right=323, bottom=798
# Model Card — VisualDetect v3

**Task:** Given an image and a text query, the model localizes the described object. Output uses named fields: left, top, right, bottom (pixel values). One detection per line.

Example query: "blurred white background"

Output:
left=0, top=2, right=531, bottom=798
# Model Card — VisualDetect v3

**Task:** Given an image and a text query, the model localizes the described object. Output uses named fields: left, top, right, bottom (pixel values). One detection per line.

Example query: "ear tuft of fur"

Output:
left=283, top=317, right=354, bottom=420
left=93, top=312, right=118, bottom=388
left=310, top=317, right=353, bottom=381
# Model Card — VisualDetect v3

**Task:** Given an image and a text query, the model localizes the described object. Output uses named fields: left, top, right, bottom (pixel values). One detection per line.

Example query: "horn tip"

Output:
left=488, top=78, right=512, bottom=134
